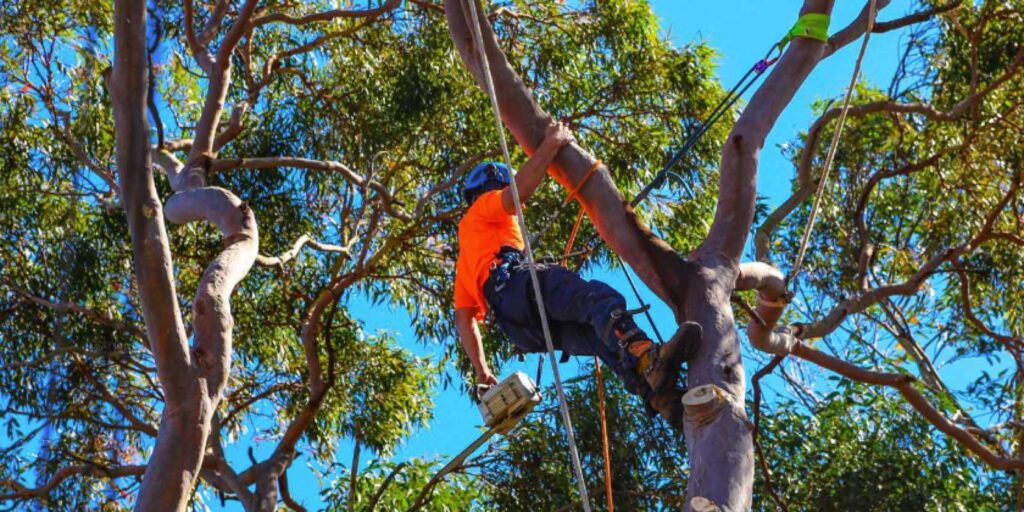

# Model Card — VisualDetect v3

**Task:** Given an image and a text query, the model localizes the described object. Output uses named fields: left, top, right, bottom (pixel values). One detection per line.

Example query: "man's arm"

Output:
left=455, top=307, right=497, bottom=388
left=501, top=121, right=575, bottom=214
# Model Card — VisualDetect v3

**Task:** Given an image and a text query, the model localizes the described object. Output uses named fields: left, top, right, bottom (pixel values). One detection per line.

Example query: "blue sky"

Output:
left=218, top=1, right=933, bottom=510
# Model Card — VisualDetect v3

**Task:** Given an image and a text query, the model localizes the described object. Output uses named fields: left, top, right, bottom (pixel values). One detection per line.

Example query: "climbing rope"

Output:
left=558, top=194, right=617, bottom=512
left=593, top=360, right=614, bottom=512
left=750, top=7, right=876, bottom=512
left=631, top=42, right=785, bottom=208
left=788, top=1, right=877, bottom=287
left=461, top=1, right=592, bottom=510
left=531, top=42, right=784, bottom=249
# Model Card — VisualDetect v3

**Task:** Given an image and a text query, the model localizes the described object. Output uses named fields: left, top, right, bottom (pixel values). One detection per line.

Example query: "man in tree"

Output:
left=453, top=120, right=702, bottom=429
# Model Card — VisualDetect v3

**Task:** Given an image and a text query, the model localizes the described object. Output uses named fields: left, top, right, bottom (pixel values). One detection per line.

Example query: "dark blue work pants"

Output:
left=483, top=261, right=652, bottom=401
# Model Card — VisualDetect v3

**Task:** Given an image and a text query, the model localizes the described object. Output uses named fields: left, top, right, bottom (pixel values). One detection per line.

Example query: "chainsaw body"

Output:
left=477, top=371, right=541, bottom=434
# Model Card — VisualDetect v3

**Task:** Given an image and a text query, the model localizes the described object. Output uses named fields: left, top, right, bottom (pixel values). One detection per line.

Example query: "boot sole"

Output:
left=649, top=322, right=702, bottom=393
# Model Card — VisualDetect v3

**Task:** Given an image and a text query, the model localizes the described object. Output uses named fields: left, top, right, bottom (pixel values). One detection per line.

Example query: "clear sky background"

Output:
left=210, top=1, right=931, bottom=510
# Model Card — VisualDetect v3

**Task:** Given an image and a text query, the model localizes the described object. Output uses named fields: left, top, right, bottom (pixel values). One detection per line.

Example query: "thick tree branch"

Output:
left=279, top=470, right=307, bottom=512
left=164, top=187, right=258, bottom=401
left=735, top=263, right=793, bottom=355
left=113, top=0, right=191, bottom=392
left=198, top=0, right=232, bottom=45
left=183, top=0, right=215, bottom=73
left=256, top=234, right=353, bottom=267
left=181, top=0, right=260, bottom=190
left=202, top=418, right=255, bottom=505
left=214, top=101, right=250, bottom=151
left=704, top=0, right=836, bottom=261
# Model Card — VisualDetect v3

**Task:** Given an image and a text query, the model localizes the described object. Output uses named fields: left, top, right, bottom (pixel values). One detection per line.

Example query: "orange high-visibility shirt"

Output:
left=454, top=190, right=524, bottom=320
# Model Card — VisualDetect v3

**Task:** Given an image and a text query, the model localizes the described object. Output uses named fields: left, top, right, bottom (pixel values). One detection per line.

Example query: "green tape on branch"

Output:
left=780, top=13, right=831, bottom=47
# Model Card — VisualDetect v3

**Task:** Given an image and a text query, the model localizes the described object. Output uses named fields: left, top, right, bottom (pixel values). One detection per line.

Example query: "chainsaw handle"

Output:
left=475, top=383, right=492, bottom=401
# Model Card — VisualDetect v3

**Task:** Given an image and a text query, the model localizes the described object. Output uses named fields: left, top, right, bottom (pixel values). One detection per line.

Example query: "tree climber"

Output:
left=453, top=120, right=702, bottom=429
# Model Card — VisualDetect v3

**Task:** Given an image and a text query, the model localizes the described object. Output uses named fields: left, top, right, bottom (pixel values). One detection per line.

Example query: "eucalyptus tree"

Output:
left=0, top=0, right=725, bottom=510
left=443, top=0, right=1023, bottom=509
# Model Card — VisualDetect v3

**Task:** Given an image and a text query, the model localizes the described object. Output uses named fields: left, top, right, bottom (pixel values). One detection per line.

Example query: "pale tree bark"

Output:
left=443, top=0, right=848, bottom=509
left=113, top=0, right=258, bottom=509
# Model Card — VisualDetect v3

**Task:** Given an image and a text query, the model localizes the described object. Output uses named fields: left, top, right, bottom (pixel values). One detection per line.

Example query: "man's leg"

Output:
left=486, top=264, right=695, bottom=428
left=535, top=265, right=701, bottom=393
left=550, top=314, right=686, bottom=429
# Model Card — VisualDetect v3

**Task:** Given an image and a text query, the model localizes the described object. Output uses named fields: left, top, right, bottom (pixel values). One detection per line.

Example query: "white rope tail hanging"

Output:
left=460, top=0, right=593, bottom=510
left=789, top=0, right=878, bottom=285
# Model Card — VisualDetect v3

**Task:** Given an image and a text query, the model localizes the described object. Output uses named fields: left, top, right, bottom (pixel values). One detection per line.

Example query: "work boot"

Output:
left=629, top=322, right=702, bottom=393
left=648, top=387, right=685, bottom=430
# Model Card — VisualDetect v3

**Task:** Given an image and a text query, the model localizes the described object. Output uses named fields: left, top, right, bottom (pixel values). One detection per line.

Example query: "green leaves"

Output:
left=754, top=384, right=1012, bottom=511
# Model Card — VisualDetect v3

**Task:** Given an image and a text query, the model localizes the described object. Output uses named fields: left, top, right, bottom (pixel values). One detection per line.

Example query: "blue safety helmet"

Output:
left=462, top=161, right=511, bottom=206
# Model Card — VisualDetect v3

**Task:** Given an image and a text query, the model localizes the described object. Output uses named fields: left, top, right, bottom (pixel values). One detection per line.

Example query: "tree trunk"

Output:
left=112, top=1, right=205, bottom=509
left=113, top=1, right=258, bottom=509
left=443, top=1, right=836, bottom=509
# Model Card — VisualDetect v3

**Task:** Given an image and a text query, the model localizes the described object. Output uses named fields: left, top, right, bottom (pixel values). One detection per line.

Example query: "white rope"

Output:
left=460, top=0, right=592, bottom=509
left=789, top=0, right=877, bottom=285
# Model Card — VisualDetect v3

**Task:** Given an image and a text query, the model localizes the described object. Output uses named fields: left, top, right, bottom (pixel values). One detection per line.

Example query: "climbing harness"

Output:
left=461, top=0, right=593, bottom=509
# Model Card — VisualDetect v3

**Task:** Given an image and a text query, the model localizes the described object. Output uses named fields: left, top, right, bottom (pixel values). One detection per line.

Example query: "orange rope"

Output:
left=594, top=360, right=614, bottom=511
left=563, top=160, right=602, bottom=206
left=560, top=164, right=614, bottom=511
left=560, top=209, right=586, bottom=267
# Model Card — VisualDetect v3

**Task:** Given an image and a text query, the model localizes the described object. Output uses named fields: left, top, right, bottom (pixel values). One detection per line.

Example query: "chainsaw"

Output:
left=433, top=372, right=541, bottom=482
